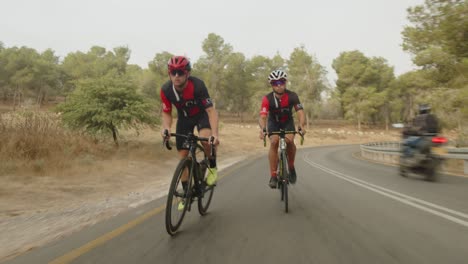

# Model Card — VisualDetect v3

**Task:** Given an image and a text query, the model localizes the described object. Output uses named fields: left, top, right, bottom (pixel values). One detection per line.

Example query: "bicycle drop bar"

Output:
left=163, top=131, right=215, bottom=156
left=163, top=129, right=172, bottom=150
left=263, top=129, right=305, bottom=146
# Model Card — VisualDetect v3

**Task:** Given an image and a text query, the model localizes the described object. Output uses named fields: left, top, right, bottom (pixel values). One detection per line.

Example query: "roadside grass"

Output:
left=0, top=111, right=113, bottom=176
left=0, top=109, right=176, bottom=178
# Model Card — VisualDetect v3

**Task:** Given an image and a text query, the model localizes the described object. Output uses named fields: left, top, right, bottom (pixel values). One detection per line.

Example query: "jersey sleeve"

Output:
left=260, top=96, right=269, bottom=116
left=160, top=88, right=172, bottom=113
left=290, top=92, right=304, bottom=112
left=197, top=81, right=214, bottom=109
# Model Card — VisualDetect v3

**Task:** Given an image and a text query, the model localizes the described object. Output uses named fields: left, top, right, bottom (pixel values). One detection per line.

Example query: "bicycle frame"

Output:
left=263, top=129, right=304, bottom=213
left=164, top=131, right=216, bottom=235
left=165, top=132, right=212, bottom=210
left=274, top=130, right=294, bottom=183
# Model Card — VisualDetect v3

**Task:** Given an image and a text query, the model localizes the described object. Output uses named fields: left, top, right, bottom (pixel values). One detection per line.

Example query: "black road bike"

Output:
left=163, top=130, right=215, bottom=235
left=264, top=129, right=303, bottom=213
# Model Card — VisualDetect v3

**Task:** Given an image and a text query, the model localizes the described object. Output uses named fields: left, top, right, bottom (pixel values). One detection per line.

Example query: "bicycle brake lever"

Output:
left=209, top=136, right=215, bottom=157
left=163, top=129, right=172, bottom=150
left=298, top=127, right=304, bottom=146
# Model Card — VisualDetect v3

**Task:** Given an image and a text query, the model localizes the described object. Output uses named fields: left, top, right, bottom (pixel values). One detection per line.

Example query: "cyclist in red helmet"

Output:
left=259, top=70, right=306, bottom=188
left=160, top=56, right=219, bottom=192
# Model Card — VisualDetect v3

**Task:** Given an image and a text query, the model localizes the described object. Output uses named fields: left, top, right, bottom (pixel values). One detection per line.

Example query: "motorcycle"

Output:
left=399, top=134, right=447, bottom=181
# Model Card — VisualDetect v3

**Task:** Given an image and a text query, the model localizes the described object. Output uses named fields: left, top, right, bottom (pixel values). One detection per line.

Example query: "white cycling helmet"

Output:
left=268, top=70, right=287, bottom=81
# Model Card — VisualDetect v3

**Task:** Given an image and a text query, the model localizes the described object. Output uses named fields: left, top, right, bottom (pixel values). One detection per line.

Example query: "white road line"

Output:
left=303, top=154, right=468, bottom=228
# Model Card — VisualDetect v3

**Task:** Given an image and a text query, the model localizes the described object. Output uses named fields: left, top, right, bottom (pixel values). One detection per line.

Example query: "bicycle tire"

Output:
left=197, top=145, right=215, bottom=215
left=281, top=152, right=289, bottom=213
left=165, top=158, right=192, bottom=235
left=283, top=178, right=288, bottom=213
left=278, top=156, right=284, bottom=201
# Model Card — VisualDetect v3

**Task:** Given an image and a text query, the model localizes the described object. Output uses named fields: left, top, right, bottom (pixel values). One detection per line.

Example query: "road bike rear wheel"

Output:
left=165, top=159, right=192, bottom=235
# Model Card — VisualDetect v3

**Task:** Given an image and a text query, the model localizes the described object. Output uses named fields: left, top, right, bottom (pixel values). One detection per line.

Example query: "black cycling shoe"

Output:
left=268, top=177, right=278, bottom=189
left=289, top=168, right=297, bottom=184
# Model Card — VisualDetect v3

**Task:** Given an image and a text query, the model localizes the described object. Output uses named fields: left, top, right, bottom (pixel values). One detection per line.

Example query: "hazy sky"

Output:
left=1, top=0, right=424, bottom=83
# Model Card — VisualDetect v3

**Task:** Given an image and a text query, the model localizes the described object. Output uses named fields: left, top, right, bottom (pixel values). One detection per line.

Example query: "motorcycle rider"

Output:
left=402, top=104, right=440, bottom=158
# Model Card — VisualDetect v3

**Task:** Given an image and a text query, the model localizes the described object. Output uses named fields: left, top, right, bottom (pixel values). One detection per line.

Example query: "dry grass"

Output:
left=0, top=111, right=117, bottom=176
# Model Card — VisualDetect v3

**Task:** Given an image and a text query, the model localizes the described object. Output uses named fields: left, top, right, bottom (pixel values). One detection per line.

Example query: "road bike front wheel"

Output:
left=165, top=159, right=192, bottom=235
left=198, top=182, right=215, bottom=215
left=281, top=152, right=289, bottom=213
left=193, top=144, right=215, bottom=215
left=282, top=179, right=288, bottom=213
left=277, top=159, right=284, bottom=201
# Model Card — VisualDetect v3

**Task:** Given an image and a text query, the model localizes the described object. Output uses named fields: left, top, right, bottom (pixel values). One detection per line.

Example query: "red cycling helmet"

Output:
left=167, top=56, right=191, bottom=71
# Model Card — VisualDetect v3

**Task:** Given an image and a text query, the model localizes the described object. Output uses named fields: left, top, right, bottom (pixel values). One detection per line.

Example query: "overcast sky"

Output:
left=1, top=0, right=424, bottom=83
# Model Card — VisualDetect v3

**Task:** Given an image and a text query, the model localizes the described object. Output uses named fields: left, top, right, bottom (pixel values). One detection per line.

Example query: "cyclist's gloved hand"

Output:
left=298, top=127, right=306, bottom=136
left=210, top=135, right=220, bottom=146
left=162, top=129, right=170, bottom=141
left=259, top=128, right=267, bottom=140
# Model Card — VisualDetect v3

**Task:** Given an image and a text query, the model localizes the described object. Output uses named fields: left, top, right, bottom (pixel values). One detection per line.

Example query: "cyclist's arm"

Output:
left=258, top=115, right=268, bottom=140
left=161, top=111, right=172, bottom=134
left=196, top=80, right=218, bottom=140
left=206, top=106, right=219, bottom=138
left=296, top=109, right=306, bottom=133
left=160, top=89, right=173, bottom=135
left=259, top=96, right=269, bottom=138
left=291, top=92, right=306, bottom=134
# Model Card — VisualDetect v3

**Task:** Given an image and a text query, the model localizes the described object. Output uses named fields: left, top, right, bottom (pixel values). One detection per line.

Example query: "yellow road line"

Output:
left=49, top=206, right=165, bottom=264
left=49, top=162, right=244, bottom=264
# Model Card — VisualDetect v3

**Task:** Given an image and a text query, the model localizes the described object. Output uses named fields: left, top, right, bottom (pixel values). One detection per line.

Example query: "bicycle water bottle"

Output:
left=280, top=139, right=287, bottom=150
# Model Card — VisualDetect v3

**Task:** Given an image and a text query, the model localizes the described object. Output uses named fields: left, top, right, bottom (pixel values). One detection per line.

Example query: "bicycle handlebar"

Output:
left=263, top=128, right=305, bottom=146
left=163, top=130, right=172, bottom=150
left=163, top=130, right=215, bottom=156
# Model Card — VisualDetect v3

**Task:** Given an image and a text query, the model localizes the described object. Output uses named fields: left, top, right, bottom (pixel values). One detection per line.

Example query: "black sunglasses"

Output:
left=170, top=69, right=187, bottom=76
left=270, top=80, right=286, bottom=86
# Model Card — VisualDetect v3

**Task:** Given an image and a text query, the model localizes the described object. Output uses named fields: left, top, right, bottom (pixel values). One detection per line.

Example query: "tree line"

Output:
left=0, top=0, right=466, bottom=144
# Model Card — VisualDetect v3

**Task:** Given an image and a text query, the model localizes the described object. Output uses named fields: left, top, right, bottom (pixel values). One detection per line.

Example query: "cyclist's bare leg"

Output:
left=285, top=134, right=296, bottom=168
left=199, top=128, right=218, bottom=185
left=199, top=128, right=214, bottom=158
left=269, top=135, right=280, bottom=176
left=178, top=150, right=189, bottom=182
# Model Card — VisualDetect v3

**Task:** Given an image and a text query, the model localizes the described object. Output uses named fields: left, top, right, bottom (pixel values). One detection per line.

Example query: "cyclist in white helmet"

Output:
left=259, top=70, right=306, bottom=188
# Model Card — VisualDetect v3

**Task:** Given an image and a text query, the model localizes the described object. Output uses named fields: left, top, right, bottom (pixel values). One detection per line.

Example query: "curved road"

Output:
left=6, top=145, right=468, bottom=264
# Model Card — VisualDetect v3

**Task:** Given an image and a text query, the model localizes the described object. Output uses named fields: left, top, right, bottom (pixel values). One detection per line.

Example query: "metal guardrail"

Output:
left=360, top=141, right=468, bottom=175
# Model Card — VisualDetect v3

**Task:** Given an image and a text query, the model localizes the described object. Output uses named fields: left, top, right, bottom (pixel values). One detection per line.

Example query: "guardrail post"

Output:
left=465, top=160, right=468, bottom=175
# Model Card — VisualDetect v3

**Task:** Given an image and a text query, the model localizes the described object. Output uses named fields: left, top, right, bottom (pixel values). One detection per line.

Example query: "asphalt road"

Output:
left=5, top=145, right=468, bottom=264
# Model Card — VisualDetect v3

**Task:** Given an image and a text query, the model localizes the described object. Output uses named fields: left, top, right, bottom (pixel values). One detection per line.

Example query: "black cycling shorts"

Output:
left=267, top=119, right=295, bottom=137
left=175, top=112, right=211, bottom=150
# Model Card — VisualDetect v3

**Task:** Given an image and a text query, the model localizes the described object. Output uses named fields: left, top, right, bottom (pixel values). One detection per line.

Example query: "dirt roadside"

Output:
left=0, top=123, right=409, bottom=261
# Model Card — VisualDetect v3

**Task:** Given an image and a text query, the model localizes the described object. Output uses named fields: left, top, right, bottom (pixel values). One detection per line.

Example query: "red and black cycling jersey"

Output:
left=160, top=76, right=214, bottom=118
left=259, top=90, right=303, bottom=123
